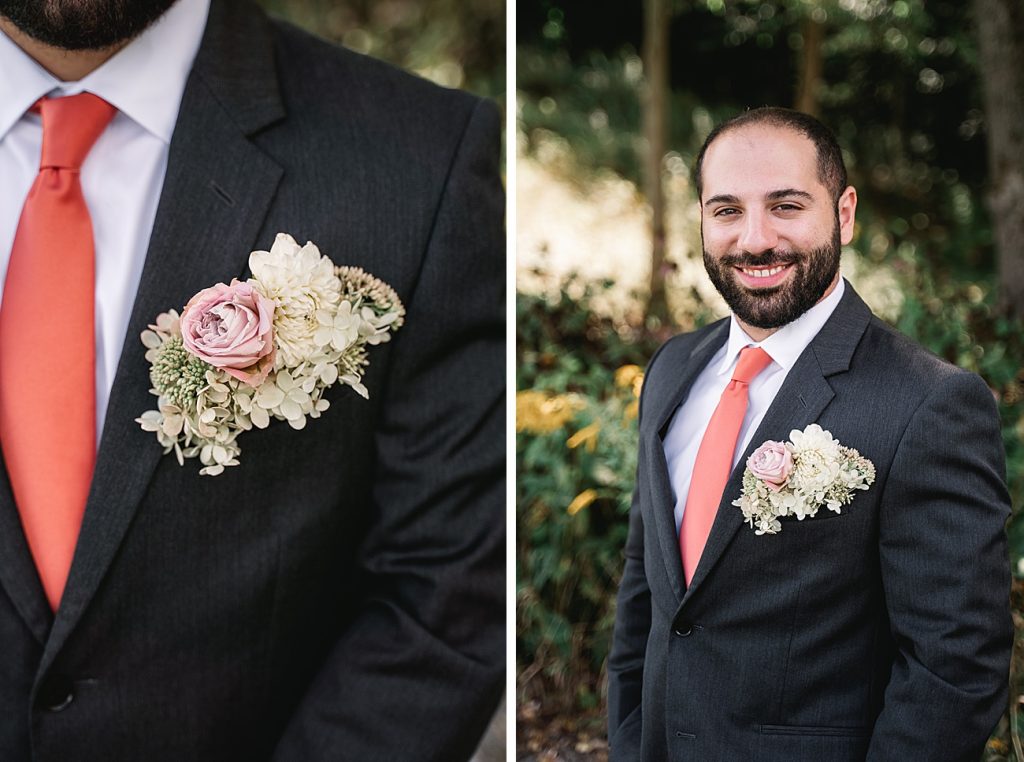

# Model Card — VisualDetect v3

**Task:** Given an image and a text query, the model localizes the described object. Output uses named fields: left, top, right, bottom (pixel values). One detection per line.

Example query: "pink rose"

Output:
left=181, top=280, right=276, bottom=386
left=747, top=440, right=793, bottom=491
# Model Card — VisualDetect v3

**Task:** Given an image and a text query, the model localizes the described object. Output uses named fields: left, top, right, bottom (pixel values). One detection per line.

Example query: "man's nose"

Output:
left=737, top=211, right=779, bottom=253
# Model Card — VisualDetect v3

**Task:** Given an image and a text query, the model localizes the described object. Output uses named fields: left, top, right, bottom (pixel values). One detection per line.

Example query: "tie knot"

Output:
left=37, top=93, right=116, bottom=171
left=732, top=345, right=773, bottom=384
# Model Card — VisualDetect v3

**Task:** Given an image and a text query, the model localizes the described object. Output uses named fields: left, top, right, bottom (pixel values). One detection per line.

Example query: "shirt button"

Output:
left=38, top=676, right=75, bottom=712
left=673, top=622, right=693, bottom=637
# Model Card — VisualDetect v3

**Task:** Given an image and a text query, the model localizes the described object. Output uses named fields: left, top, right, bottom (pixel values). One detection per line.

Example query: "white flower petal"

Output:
left=279, top=399, right=302, bottom=420
left=255, top=384, right=285, bottom=409
left=141, top=330, right=162, bottom=349
left=250, top=405, right=270, bottom=429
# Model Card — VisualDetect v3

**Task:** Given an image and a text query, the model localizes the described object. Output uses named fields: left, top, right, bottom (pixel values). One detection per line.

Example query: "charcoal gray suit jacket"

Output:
left=0, top=1, right=504, bottom=759
left=607, top=283, right=1011, bottom=761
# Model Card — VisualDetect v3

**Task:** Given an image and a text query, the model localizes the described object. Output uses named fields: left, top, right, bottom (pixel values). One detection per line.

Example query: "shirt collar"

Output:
left=0, top=0, right=210, bottom=144
left=717, top=276, right=846, bottom=376
left=0, top=32, right=53, bottom=140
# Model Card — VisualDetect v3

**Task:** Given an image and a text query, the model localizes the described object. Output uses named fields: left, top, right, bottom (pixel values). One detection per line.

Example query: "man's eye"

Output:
left=774, top=203, right=801, bottom=212
left=714, top=208, right=739, bottom=217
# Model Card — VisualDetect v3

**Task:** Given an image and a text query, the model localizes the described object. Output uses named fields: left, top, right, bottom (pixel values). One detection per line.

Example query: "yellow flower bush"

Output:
left=516, top=390, right=586, bottom=434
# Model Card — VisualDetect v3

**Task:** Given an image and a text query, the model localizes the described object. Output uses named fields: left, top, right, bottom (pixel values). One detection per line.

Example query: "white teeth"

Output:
left=741, top=265, right=785, bottom=278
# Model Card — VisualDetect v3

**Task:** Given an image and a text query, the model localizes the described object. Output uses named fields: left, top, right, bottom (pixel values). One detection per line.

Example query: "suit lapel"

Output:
left=680, top=283, right=873, bottom=603
left=39, top=0, right=285, bottom=667
left=645, top=322, right=728, bottom=602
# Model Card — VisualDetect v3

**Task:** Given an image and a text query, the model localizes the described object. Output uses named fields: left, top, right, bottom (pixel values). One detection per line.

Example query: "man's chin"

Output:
left=723, top=284, right=800, bottom=330
left=0, top=0, right=177, bottom=51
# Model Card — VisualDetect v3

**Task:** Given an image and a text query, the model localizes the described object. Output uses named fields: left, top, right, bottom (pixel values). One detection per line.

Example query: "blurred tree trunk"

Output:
left=643, top=0, right=671, bottom=329
left=974, top=0, right=1024, bottom=320
left=795, top=15, right=824, bottom=117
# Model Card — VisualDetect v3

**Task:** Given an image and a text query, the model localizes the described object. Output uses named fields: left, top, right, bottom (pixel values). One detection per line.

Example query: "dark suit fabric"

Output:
left=0, top=1, right=504, bottom=760
left=607, top=283, right=1011, bottom=762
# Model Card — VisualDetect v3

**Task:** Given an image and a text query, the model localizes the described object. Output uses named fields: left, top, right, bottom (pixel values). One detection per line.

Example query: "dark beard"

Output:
left=703, top=224, right=841, bottom=330
left=0, top=0, right=176, bottom=50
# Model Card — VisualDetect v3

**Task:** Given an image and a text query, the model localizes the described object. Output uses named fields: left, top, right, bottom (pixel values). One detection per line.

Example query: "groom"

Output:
left=608, top=107, right=1011, bottom=761
left=0, top=0, right=503, bottom=760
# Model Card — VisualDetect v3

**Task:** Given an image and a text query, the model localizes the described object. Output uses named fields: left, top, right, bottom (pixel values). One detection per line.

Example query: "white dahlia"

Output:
left=248, top=233, right=342, bottom=367
left=787, top=423, right=840, bottom=457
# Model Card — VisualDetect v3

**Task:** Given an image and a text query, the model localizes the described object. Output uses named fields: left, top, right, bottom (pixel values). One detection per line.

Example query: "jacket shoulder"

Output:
left=859, top=315, right=980, bottom=388
left=637, top=319, right=727, bottom=419
left=267, top=14, right=488, bottom=136
left=647, top=319, right=727, bottom=376
left=838, top=314, right=996, bottom=432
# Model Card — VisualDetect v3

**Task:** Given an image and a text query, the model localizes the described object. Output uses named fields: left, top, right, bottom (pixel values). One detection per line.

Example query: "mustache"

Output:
left=719, top=250, right=801, bottom=269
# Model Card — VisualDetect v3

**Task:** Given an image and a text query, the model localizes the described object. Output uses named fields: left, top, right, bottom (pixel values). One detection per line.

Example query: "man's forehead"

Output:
left=701, top=124, right=822, bottom=197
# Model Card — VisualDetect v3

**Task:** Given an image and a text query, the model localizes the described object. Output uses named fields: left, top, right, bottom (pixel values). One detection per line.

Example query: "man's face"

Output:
left=0, top=0, right=176, bottom=50
left=699, top=124, right=856, bottom=330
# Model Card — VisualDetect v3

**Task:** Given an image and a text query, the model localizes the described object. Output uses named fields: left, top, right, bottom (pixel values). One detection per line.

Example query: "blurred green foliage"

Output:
left=258, top=0, right=505, bottom=99
left=517, top=278, right=658, bottom=713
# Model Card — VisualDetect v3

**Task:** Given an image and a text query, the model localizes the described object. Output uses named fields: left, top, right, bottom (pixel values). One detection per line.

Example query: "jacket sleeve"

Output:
left=272, top=97, right=505, bottom=762
left=607, top=478, right=650, bottom=762
left=867, top=370, right=1012, bottom=761
left=607, top=343, right=671, bottom=761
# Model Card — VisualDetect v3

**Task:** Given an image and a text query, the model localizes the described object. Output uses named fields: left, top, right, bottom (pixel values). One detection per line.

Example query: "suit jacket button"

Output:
left=673, top=622, right=693, bottom=637
left=38, top=676, right=74, bottom=712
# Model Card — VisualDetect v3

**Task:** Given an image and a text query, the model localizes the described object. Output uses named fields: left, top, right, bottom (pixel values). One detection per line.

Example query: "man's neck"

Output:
left=0, top=17, right=126, bottom=81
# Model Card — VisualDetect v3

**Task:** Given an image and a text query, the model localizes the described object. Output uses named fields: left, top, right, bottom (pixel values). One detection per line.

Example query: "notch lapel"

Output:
left=39, top=0, right=285, bottom=669
left=680, top=284, right=873, bottom=602
left=645, top=322, right=728, bottom=602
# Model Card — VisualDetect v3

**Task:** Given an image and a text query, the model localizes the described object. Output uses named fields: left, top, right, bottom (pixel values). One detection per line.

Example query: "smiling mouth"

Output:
left=731, top=262, right=795, bottom=288
left=739, top=265, right=787, bottom=278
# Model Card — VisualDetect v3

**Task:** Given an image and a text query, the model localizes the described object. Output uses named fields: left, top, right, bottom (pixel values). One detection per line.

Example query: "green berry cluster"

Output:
left=151, top=337, right=210, bottom=408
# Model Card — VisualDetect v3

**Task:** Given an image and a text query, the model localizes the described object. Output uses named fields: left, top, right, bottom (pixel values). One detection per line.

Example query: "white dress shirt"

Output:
left=664, top=278, right=846, bottom=532
left=0, top=0, right=210, bottom=442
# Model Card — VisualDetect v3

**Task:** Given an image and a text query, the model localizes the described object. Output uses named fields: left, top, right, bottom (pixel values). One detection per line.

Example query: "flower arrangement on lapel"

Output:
left=135, top=233, right=404, bottom=475
left=733, top=424, right=875, bottom=535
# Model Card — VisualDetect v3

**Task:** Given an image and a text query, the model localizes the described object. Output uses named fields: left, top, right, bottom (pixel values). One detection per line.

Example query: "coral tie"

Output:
left=680, top=345, right=773, bottom=585
left=0, top=93, right=116, bottom=610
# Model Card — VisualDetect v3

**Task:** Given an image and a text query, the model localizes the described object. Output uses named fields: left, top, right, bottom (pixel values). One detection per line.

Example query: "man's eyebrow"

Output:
left=703, top=189, right=815, bottom=207
left=766, top=188, right=814, bottom=202
left=703, top=194, right=740, bottom=207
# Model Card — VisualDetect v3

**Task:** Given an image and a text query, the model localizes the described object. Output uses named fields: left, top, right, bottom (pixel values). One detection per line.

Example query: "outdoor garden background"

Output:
left=516, top=1, right=1024, bottom=759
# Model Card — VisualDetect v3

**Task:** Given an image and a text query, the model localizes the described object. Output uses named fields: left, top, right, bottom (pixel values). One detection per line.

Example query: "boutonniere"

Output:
left=732, top=424, right=875, bottom=535
left=136, top=233, right=404, bottom=476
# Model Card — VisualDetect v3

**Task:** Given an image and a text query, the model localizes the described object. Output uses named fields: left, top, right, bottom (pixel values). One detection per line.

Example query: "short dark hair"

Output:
left=693, top=107, right=848, bottom=203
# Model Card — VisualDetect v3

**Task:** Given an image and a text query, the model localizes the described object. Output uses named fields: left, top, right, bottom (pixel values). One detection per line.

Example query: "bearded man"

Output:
left=607, top=107, right=1011, bottom=761
left=0, top=0, right=504, bottom=759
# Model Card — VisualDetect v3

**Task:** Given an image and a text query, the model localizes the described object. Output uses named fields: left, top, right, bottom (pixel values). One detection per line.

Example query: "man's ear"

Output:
left=837, top=186, right=857, bottom=245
